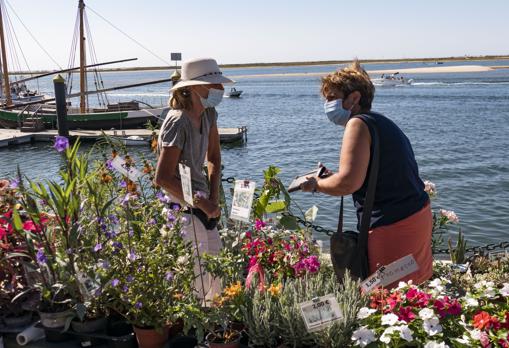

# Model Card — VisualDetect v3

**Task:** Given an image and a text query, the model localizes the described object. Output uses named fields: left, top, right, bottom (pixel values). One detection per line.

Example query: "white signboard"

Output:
left=179, top=163, right=193, bottom=206
left=361, top=254, right=419, bottom=293
left=299, top=294, right=343, bottom=332
left=110, top=156, right=142, bottom=181
left=230, top=180, right=256, bottom=222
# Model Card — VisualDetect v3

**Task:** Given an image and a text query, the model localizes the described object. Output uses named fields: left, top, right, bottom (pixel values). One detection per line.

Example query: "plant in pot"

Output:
left=94, top=160, right=198, bottom=348
left=7, top=139, right=93, bottom=334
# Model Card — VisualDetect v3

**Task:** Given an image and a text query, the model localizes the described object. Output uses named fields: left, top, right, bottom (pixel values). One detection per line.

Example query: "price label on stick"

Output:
left=361, top=254, right=419, bottom=293
left=230, top=180, right=256, bottom=222
left=179, top=163, right=194, bottom=206
left=299, top=294, right=343, bottom=332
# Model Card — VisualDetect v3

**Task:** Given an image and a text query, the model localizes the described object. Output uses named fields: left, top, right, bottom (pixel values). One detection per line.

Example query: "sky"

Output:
left=4, top=0, right=509, bottom=71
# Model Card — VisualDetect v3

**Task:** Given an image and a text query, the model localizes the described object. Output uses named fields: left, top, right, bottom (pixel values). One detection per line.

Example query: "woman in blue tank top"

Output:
left=301, top=60, right=432, bottom=288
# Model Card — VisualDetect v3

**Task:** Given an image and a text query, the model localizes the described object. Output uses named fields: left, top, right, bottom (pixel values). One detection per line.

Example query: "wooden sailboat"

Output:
left=0, top=0, right=170, bottom=130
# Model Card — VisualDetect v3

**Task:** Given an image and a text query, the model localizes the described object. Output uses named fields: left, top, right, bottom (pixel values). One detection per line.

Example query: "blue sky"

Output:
left=5, top=0, right=509, bottom=70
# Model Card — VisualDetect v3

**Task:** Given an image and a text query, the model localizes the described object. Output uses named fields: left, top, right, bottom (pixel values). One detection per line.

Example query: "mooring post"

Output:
left=53, top=74, right=69, bottom=137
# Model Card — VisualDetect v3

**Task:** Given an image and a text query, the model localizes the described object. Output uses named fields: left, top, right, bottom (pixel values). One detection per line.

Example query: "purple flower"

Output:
left=120, top=181, right=127, bottom=188
left=94, top=288, right=102, bottom=297
left=66, top=248, right=73, bottom=255
left=126, top=275, right=134, bottom=282
left=165, top=272, right=174, bottom=282
left=135, top=301, right=142, bottom=309
left=148, top=218, right=157, bottom=225
left=53, top=136, right=69, bottom=152
left=128, top=250, right=138, bottom=261
left=111, top=279, right=120, bottom=287
left=106, top=159, right=113, bottom=170
left=94, top=243, right=103, bottom=252
left=156, top=191, right=171, bottom=203
left=181, top=216, right=189, bottom=225
left=193, top=190, right=207, bottom=200
left=36, top=249, right=47, bottom=265
left=105, top=230, right=116, bottom=239
left=170, top=202, right=181, bottom=211
left=122, top=285, right=129, bottom=293
left=108, top=214, right=119, bottom=224
left=10, top=178, right=19, bottom=188
left=167, top=211, right=176, bottom=222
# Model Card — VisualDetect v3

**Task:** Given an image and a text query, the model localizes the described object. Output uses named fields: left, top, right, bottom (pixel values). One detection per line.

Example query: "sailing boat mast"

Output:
left=0, top=1, right=12, bottom=106
left=79, top=0, right=86, bottom=113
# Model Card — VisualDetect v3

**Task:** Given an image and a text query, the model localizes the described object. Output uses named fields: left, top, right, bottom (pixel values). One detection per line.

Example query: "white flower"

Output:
left=381, top=313, right=400, bottom=326
left=177, top=255, right=189, bottom=265
left=454, top=336, right=471, bottom=345
left=424, top=341, right=449, bottom=348
left=439, top=209, right=459, bottom=223
left=380, top=326, right=397, bottom=344
left=475, top=280, right=494, bottom=289
left=398, top=325, right=414, bottom=342
left=500, top=283, right=509, bottom=296
left=423, top=317, right=443, bottom=336
left=419, top=308, right=435, bottom=320
left=351, top=326, right=376, bottom=347
left=429, top=278, right=442, bottom=288
left=464, top=296, right=479, bottom=307
left=469, top=329, right=482, bottom=340
left=357, top=307, right=377, bottom=319
left=423, top=180, right=436, bottom=195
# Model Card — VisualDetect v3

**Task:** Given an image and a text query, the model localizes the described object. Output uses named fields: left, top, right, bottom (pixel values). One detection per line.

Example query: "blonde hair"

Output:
left=169, top=87, right=193, bottom=110
left=320, top=60, right=375, bottom=110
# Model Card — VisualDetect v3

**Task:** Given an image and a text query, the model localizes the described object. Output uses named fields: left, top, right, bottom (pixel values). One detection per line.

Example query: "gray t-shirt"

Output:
left=158, top=108, right=217, bottom=195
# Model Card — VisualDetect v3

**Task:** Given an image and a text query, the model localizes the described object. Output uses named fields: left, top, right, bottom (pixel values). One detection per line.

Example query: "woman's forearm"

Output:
left=315, top=173, right=359, bottom=196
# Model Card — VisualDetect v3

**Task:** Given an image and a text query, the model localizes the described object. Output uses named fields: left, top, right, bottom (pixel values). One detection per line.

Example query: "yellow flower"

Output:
left=267, top=283, right=282, bottom=296
left=212, top=294, right=226, bottom=307
left=223, top=281, right=242, bottom=299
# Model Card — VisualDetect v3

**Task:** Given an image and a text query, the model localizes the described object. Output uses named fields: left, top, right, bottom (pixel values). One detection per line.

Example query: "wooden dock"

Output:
left=0, top=127, right=247, bottom=148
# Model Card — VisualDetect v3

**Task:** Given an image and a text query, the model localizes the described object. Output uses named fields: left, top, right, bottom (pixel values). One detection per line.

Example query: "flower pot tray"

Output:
left=34, top=323, right=137, bottom=348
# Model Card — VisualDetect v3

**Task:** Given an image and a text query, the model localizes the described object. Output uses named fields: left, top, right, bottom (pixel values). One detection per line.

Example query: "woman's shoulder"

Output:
left=162, top=109, right=189, bottom=129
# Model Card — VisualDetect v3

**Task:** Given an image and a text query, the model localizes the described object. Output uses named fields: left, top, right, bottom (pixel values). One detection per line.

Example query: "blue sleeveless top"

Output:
left=352, top=112, right=429, bottom=230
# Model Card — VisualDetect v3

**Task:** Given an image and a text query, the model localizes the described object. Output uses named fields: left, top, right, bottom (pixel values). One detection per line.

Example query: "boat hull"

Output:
left=0, top=107, right=169, bottom=130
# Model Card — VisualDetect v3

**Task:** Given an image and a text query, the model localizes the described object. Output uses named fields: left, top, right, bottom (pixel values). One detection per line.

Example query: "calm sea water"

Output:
left=2, top=60, right=509, bottom=246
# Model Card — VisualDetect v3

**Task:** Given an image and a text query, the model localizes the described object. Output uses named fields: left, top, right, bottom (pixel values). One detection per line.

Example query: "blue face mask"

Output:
left=324, top=99, right=351, bottom=126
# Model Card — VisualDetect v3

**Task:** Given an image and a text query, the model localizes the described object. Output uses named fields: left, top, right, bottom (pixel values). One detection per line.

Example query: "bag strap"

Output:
left=337, top=114, right=380, bottom=252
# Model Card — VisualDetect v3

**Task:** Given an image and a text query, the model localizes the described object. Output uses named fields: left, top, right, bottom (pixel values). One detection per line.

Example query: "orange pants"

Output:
left=368, top=202, right=433, bottom=289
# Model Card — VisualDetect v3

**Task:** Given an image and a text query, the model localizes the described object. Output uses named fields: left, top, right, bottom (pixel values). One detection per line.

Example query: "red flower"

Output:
left=474, top=311, right=498, bottom=331
left=397, top=306, right=416, bottom=323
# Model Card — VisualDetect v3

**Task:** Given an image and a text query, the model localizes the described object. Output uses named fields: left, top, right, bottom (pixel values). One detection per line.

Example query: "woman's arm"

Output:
left=154, top=146, right=185, bottom=201
left=303, top=118, right=371, bottom=196
left=206, top=121, right=221, bottom=206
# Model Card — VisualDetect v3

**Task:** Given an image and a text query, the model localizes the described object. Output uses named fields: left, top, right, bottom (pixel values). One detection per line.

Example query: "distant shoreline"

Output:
left=9, top=55, right=509, bottom=75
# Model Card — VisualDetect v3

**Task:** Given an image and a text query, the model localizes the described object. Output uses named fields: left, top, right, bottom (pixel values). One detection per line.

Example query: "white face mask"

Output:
left=199, top=88, right=224, bottom=108
left=324, top=99, right=352, bottom=127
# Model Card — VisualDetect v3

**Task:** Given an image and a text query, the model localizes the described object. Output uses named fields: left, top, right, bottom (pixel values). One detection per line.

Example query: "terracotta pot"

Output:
left=38, top=309, right=74, bottom=329
left=206, top=330, right=241, bottom=348
left=133, top=325, right=169, bottom=348
left=71, top=317, right=107, bottom=333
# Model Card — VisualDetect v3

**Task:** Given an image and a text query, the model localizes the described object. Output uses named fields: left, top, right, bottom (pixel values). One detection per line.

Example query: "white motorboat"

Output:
left=226, top=87, right=243, bottom=97
left=372, top=73, right=413, bottom=87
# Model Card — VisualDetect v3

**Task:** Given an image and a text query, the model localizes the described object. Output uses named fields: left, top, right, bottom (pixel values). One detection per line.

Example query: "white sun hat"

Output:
left=170, top=58, right=234, bottom=91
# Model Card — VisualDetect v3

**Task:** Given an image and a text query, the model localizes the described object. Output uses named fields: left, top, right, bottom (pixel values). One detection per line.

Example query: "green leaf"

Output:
left=265, top=200, right=286, bottom=213
left=12, top=208, right=23, bottom=231
left=279, top=215, right=299, bottom=230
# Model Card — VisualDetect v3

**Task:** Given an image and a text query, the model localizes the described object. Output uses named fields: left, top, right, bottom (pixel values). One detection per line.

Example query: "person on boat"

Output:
left=155, top=57, right=233, bottom=302
left=300, top=60, right=432, bottom=288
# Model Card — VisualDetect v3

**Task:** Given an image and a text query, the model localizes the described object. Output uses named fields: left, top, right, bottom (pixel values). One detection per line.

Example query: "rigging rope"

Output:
left=87, top=6, right=170, bottom=66
left=5, top=0, right=62, bottom=69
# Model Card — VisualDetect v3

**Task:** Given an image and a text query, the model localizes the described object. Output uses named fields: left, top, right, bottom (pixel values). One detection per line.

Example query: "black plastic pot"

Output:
left=168, top=335, right=197, bottom=348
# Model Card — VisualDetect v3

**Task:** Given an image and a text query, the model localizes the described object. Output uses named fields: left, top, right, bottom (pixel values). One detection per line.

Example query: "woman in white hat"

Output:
left=155, top=58, right=233, bottom=302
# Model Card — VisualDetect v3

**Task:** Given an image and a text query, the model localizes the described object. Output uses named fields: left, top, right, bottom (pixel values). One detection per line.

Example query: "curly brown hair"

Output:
left=320, top=60, right=375, bottom=110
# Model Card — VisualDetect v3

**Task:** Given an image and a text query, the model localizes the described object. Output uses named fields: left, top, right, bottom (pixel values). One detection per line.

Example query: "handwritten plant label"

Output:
left=230, top=180, right=256, bottom=222
left=110, top=156, right=142, bottom=181
left=361, top=254, right=419, bottom=293
left=299, top=294, right=343, bottom=332
left=178, top=163, right=193, bottom=206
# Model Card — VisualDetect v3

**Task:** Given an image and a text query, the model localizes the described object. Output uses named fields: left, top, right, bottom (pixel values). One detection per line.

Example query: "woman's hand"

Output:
left=300, top=177, right=318, bottom=193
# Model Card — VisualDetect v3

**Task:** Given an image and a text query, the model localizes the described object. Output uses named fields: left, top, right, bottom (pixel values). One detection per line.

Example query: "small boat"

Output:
left=372, top=73, right=413, bottom=87
left=226, top=87, right=243, bottom=98
left=118, top=135, right=148, bottom=146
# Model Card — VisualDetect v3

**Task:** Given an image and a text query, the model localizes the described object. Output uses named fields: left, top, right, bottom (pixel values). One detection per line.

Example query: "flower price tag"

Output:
left=361, top=255, right=419, bottom=293
left=178, top=163, right=194, bottom=206
left=110, top=156, right=142, bottom=181
left=230, top=180, right=256, bottom=222
left=299, top=294, right=343, bottom=332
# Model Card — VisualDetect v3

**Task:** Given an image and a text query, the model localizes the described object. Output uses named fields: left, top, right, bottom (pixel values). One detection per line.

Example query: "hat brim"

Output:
left=170, top=74, right=235, bottom=91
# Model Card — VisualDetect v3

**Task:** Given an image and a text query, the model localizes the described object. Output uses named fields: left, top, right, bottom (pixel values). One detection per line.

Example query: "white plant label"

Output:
left=299, top=294, right=343, bottom=332
left=178, top=163, right=194, bottom=206
left=110, top=156, right=142, bottom=181
left=230, top=180, right=256, bottom=222
left=361, top=254, right=419, bottom=293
